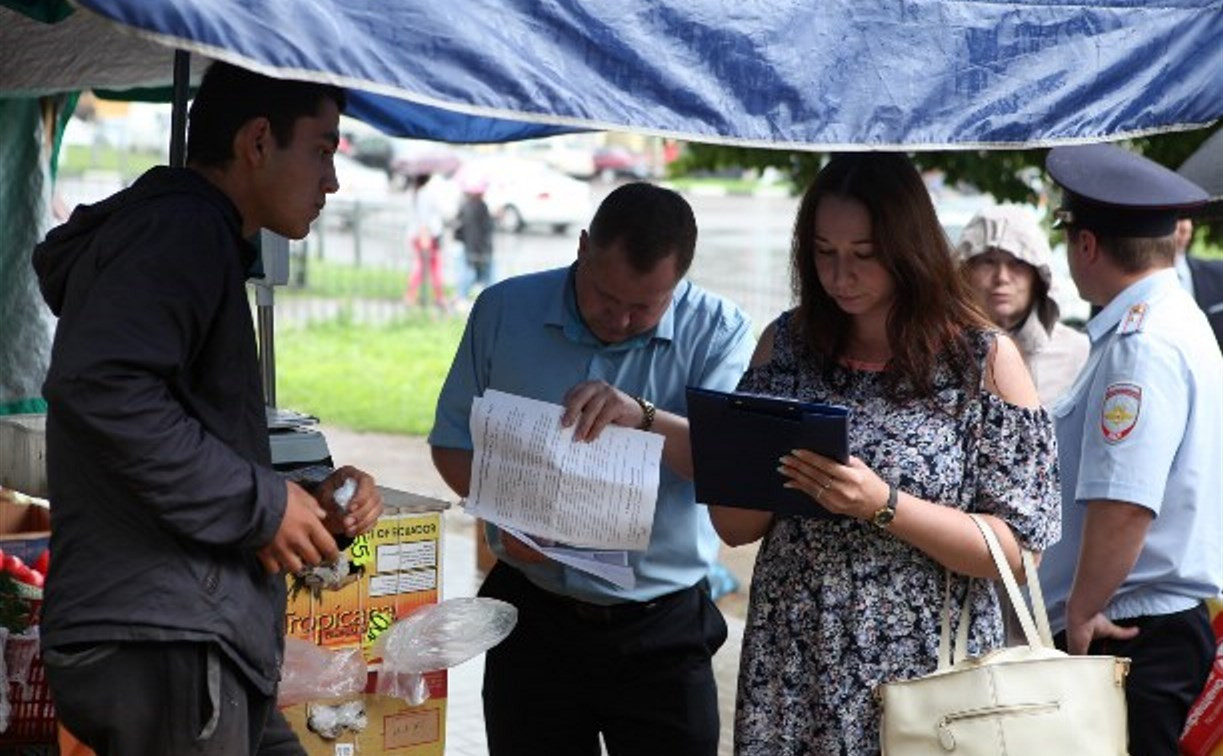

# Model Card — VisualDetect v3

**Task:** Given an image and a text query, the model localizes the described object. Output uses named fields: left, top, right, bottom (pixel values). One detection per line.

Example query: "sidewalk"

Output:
left=319, top=425, right=753, bottom=756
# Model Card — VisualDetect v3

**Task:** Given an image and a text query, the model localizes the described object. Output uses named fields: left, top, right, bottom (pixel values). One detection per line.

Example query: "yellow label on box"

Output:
left=285, top=511, right=442, bottom=661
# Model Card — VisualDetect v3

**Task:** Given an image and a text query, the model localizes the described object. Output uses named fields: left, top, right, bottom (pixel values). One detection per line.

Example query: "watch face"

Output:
left=873, top=508, right=895, bottom=527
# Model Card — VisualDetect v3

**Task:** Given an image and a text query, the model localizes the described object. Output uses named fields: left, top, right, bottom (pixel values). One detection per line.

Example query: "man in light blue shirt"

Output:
left=430, top=182, right=753, bottom=756
left=1039, top=144, right=1222, bottom=756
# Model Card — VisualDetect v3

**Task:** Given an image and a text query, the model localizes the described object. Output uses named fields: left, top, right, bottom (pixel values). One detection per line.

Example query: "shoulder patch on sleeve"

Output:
left=1100, top=382, right=1142, bottom=443
left=1116, top=303, right=1149, bottom=335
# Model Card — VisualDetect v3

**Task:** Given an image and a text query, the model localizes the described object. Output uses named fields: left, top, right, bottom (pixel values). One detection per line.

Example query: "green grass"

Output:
left=275, top=316, right=466, bottom=434
left=59, top=145, right=163, bottom=178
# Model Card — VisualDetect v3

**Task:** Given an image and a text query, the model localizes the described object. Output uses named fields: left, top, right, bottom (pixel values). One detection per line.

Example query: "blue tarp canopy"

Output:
left=1, top=0, right=1220, bottom=147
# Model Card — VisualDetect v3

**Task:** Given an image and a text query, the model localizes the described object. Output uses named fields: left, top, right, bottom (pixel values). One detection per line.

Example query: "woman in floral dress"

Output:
left=709, top=153, right=1061, bottom=755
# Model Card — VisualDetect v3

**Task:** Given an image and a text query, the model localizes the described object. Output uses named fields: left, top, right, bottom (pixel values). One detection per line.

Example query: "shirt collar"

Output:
left=544, top=263, right=680, bottom=350
left=1173, top=252, right=1194, bottom=294
left=1086, top=268, right=1177, bottom=343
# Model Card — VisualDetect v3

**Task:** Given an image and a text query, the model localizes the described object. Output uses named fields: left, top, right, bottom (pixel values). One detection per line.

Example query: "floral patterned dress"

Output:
left=733, top=312, right=1061, bottom=756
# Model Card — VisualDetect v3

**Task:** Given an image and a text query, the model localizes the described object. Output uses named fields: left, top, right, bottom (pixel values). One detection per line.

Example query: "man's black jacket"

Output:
left=33, top=167, right=289, bottom=693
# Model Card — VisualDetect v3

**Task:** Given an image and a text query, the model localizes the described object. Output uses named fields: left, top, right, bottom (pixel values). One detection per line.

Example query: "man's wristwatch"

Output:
left=871, top=485, right=899, bottom=529
left=633, top=395, right=656, bottom=431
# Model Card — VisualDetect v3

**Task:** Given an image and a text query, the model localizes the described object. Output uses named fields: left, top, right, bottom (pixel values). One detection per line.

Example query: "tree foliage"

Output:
left=672, top=126, right=1221, bottom=241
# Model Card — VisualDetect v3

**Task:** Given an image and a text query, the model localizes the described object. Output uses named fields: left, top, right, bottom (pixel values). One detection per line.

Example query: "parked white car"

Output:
left=456, top=156, right=592, bottom=234
left=509, top=136, right=597, bottom=180
left=327, top=152, right=393, bottom=226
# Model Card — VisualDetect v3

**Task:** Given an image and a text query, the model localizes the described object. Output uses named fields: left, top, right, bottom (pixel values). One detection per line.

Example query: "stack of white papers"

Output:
left=464, top=390, right=665, bottom=588
left=498, top=526, right=634, bottom=589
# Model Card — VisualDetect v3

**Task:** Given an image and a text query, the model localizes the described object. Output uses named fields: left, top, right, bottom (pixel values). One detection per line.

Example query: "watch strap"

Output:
left=872, top=484, right=898, bottom=528
left=633, top=395, right=656, bottom=431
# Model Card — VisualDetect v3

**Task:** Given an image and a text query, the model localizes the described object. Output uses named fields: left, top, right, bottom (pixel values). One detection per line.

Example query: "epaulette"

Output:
left=1116, top=302, right=1149, bottom=336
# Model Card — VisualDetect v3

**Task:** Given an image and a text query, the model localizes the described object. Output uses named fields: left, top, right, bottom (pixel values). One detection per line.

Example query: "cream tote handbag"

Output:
left=877, top=514, right=1131, bottom=755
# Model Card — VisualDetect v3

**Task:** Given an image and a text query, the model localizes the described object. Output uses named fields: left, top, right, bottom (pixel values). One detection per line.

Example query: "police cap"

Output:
left=1046, top=143, right=1208, bottom=238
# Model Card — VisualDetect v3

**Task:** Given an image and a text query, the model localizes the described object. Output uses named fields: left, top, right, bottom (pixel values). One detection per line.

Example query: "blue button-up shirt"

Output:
left=429, top=265, right=755, bottom=603
left=1040, top=270, right=1223, bottom=632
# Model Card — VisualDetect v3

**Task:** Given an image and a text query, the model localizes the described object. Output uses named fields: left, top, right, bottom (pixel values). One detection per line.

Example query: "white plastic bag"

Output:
left=372, top=597, right=517, bottom=705
left=277, top=636, right=367, bottom=707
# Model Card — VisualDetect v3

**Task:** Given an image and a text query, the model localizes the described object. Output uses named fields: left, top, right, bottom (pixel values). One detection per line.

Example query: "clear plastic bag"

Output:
left=372, top=597, right=517, bottom=705
left=306, top=699, right=368, bottom=740
left=277, top=636, right=368, bottom=707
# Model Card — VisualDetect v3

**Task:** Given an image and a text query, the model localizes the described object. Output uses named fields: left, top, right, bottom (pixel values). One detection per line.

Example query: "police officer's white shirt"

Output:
left=1039, top=269, right=1223, bottom=633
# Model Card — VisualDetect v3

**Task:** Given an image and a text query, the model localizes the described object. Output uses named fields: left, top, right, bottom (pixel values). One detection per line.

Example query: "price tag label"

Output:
left=349, top=533, right=373, bottom=568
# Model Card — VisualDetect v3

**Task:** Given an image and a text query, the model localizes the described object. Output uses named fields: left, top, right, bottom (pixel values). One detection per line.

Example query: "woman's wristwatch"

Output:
left=871, top=485, right=899, bottom=529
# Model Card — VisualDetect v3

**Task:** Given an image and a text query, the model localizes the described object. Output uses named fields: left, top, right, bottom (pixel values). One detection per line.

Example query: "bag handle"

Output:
left=1021, top=548, right=1054, bottom=646
left=938, top=515, right=1053, bottom=668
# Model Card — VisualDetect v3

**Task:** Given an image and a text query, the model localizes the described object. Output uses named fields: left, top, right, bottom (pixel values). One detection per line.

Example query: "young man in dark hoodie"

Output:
left=31, top=62, right=383, bottom=755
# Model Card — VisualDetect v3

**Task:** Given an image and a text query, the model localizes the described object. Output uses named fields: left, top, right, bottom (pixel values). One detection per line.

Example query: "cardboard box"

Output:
left=285, top=507, right=443, bottom=660
left=282, top=680, right=447, bottom=756
left=285, top=502, right=447, bottom=754
left=0, top=414, right=47, bottom=498
left=0, top=490, right=51, bottom=564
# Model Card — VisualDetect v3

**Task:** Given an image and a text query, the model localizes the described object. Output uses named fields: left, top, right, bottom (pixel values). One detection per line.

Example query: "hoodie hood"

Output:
left=33, top=166, right=247, bottom=316
left=954, top=204, right=1061, bottom=333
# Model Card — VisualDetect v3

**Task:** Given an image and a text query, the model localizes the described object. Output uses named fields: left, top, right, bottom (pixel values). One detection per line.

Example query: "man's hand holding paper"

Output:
left=466, top=389, right=664, bottom=552
left=560, top=379, right=648, bottom=441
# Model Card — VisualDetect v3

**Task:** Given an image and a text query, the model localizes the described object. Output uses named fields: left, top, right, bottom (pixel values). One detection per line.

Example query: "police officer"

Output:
left=1174, top=217, right=1223, bottom=350
left=1038, top=143, right=1223, bottom=756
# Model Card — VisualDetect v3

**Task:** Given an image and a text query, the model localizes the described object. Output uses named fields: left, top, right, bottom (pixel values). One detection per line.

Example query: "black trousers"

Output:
left=478, top=562, right=727, bottom=756
left=1056, top=603, right=1214, bottom=756
left=44, top=640, right=304, bottom=756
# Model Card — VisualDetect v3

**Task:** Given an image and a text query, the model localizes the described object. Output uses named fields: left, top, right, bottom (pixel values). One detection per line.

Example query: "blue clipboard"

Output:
left=687, top=386, right=850, bottom=518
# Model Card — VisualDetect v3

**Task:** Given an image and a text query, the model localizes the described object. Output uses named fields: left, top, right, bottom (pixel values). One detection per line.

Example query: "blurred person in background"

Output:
left=405, top=172, right=448, bottom=311
left=710, top=153, right=1060, bottom=755
left=1172, top=217, right=1223, bottom=350
left=956, top=204, right=1089, bottom=405
left=1038, top=144, right=1222, bottom=755
left=455, top=177, right=495, bottom=301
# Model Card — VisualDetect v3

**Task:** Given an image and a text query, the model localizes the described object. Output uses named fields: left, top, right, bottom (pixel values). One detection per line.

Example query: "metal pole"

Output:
left=257, top=288, right=277, bottom=408
left=255, top=232, right=291, bottom=409
left=169, top=50, right=190, bottom=167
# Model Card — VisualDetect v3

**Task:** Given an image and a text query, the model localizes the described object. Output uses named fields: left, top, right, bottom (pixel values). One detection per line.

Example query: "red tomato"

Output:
left=24, top=570, right=44, bottom=588
left=2, top=554, right=24, bottom=574
left=11, top=565, right=38, bottom=586
left=32, top=550, right=49, bottom=574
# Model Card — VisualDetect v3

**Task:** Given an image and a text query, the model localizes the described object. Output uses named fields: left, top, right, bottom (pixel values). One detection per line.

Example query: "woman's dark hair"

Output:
left=790, top=153, right=991, bottom=401
left=187, top=62, right=347, bottom=168
left=588, top=182, right=696, bottom=276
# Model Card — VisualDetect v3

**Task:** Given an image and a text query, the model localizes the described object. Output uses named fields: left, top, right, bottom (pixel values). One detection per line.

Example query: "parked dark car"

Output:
left=349, top=133, right=462, bottom=188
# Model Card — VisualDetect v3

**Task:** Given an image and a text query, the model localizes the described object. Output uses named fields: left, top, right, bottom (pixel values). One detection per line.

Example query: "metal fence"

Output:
left=55, top=174, right=799, bottom=334
left=278, top=189, right=798, bottom=333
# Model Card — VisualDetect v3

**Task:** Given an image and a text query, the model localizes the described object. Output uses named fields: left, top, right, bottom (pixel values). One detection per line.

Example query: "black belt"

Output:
left=515, top=568, right=708, bottom=625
